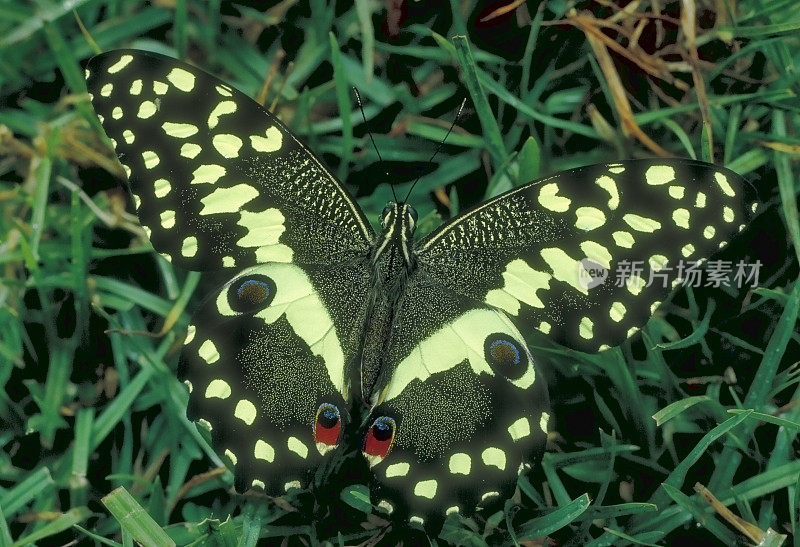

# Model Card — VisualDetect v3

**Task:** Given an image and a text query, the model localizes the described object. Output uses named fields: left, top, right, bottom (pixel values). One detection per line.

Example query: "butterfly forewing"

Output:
left=416, top=159, right=756, bottom=353
left=86, top=50, right=374, bottom=271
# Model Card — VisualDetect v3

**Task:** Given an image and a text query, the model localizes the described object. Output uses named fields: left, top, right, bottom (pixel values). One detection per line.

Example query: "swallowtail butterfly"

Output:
left=85, top=50, right=756, bottom=531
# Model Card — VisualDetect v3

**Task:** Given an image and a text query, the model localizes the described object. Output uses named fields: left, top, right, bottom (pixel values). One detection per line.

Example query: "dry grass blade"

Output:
left=575, top=12, right=671, bottom=156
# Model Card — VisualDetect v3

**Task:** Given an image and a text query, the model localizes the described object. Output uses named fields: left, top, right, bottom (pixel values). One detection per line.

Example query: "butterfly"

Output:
left=85, top=49, right=756, bottom=531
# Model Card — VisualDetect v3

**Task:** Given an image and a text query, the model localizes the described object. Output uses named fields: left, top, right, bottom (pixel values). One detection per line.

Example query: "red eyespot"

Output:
left=362, top=416, right=396, bottom=467
left=314, top=403, right=341, bottom=455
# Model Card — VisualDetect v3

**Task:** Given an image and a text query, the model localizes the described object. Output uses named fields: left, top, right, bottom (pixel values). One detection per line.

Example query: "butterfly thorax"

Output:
left=358, top=203, right=418, bottom=403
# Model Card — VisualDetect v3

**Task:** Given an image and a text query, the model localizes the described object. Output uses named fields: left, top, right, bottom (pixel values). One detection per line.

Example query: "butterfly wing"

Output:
left=361, top=282, right=549, bottom=527
left=86, top=50, right=375, bottom=493
left=86, top=50, right=374, bottom=270
left=415, top=159, right=756, bottom=353
left=181, top=261, right=370, bottom=493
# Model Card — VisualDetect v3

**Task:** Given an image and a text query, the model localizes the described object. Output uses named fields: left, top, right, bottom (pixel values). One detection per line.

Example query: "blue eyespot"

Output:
left=490, top=339, right=520, bottom=365
left=237, top=280, right=269, bottom=299
left=484, top=333, right=528, bottom=380
left=228, top=274, right=276, bottom=313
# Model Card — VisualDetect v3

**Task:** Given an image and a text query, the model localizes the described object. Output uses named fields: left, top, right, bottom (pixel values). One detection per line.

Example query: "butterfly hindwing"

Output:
left=362, top=283, right=549, bottom=526
left=85, top=50, right=374, bottom=271
left=180, top=262, right=372, bottom=494
left=416, top=159, right=755, bottom=353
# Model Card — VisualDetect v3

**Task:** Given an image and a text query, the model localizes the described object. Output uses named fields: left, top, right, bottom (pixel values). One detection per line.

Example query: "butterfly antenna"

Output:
left=353, top=87, right=397, bottom=203
left=403, top=97, right=467, bottom=204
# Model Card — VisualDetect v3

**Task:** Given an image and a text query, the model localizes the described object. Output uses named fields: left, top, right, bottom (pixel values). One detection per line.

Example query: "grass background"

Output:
left=1, top=0, right=799, bottom=545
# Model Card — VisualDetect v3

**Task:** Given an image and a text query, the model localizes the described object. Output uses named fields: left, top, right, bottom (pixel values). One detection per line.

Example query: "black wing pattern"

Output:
left=86, top=50, right=374, bottom=271
left=415, top=159, right=756, bottom=353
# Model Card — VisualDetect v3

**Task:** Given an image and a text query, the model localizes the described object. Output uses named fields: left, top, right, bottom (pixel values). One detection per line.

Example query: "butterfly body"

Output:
left=85, top=49, right=756, bottom=530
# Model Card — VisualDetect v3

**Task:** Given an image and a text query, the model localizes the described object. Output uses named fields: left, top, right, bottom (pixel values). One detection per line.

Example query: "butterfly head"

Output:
left=380, top=202, right=418, bottom=233
left=375, top=203, right=418, bottom=266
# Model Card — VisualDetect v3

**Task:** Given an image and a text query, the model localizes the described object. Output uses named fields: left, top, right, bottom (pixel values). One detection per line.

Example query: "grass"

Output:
left=0, top=0, right=799, bottom=545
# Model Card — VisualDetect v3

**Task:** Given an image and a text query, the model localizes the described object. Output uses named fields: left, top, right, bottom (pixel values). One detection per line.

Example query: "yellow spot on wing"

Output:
left=182, top=236, right=198, bottom=257
left=449, top=453, right=471, bottom=475
left=107, top=54, right=133, bottom=74
left=180, top=143, right=201, bottom=159
left=153, top=81, right=168, bottom=95
left=160, top=210, right=175, bottom=228
left=191, top=164, right=226, bottom=184
left=645, top=165, right=675, bottom=185
left=695, top=192, right=707, bottom=208
left=623, top=213, right=661, bottom=232
left=580, top=241, right=612, bottom=268
left=610, top=301, right=626, bottom=322
left=185, top=324, right=196, bottom=344
left=200, top=184, right=258, bottom=215
left=162, top=122, right=199, bottom=138
left=579, top=316, right=594, bottom=339
left=715, top=172, right=736, bottom=197
left=668, top=185, right=685, bottom=199
left=703, top=225, right=716, bottom=239
left=650, top=254, right=668, bottom=270
left=414, top=480, right=438, bottom=499
left=213, top=134, right=243, bottom=158
left=575, top=207, right=606, bottom=231
left=167, top=67, right=196, bottom=91
left=481, top=447, right=506, bottom=470
left=208, top=101, right=237, bottom=129
left=234, top=399, right=257, bottom=425
left=723, top=206, right=735, bottom=223
left=224, top=449, right=237, bottom=465
left=540, top=247, right=588, bottom=295
left=508, top=417, right=530, bottom=441
left=612, top=231, right=634, bottom=248
left=112, top=106, right=123, bottom=119
left=385, top=462, right=410, bottom=477
left=681, top=243, right=695, bottom=257
left=538, top=321, right=551, bottom=334
left=100, top=83, right=113, bottom=97
left=215, top=85, right=232, bottom=97
left=205, top=379, right=231, bottom=399
left=198, top=339, right=219, bottom=363
left=254, top=439, right=275, bottom=463
left=485, top=259, right=551, bottom=315
left=287, top=437, right=308, bottom=459
left=129, top=79, right=142, bottom=95
left=250, top=126, right=283, bottom=152
left=595, top=175, right=619, bottom=210
left=539, top=412, right=550, bottom=433
left=537, top=183, right=571, bottom=212
left=122, top=130, right=135, bottom=144
left=672, top=208, right=690, bottom=229
left=137, top=101, right=157, bottom=119
left=154, top=178, right=171, bottom=198
left=142, top=151, right=160, bottom=169
left=236, top=209, right=293, bottom=262
left=626, top=275, right=645, bottom=295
